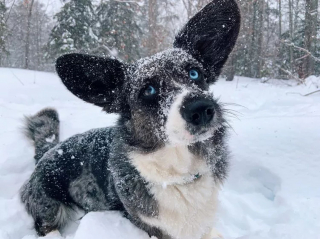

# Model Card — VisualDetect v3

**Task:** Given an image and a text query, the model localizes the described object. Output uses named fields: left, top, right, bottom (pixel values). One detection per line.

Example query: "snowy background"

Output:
left=1, top=0, right=320, bottom=79
left=0, top=68, right=319, bottom=239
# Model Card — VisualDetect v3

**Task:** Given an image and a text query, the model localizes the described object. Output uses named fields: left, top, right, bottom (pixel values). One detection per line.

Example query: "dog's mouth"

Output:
left=192, top=126, right=218, bottom=142
left=166, top=123, right=218, bottom=146
left=190, top=123, right=220, bottom=141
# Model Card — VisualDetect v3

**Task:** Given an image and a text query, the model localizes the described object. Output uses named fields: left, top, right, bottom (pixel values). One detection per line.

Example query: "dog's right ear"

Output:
left=56, top=53, right=127, bottom=113
left=174, top=0, right=241, bottom=84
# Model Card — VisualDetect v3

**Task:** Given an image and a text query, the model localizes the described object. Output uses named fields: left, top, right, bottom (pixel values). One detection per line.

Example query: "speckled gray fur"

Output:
left=20, top=0, right=241, bottom=238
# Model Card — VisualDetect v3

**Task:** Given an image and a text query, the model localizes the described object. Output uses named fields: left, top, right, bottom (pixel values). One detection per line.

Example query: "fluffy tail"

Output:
left=24, top=108, right=60, bottom=164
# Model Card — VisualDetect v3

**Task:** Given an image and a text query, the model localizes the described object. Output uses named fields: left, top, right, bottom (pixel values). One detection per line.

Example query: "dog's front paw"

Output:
left=41, top=230, right=63, bottom=239
left=209, top=228, right=223, bottom=239
left=202, top=228, right=224, bottom=239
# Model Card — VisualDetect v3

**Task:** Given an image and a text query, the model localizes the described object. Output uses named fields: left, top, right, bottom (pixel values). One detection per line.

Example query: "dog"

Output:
left=20, top=1, right=240, bottom=238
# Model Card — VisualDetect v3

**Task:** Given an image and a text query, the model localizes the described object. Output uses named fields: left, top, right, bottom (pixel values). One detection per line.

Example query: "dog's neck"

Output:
left=117, top=115, right=165, bottom=152
left=129, top=145, right=210, bottom=186
left=161, top=172, right=203, bottom=188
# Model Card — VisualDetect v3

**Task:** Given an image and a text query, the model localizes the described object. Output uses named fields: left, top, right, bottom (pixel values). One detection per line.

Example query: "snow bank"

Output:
left=305, top=75, right=320, bottom=92
left=73, top=212, right=150, bottom=239
left=0, top=68, right=319, bottom=239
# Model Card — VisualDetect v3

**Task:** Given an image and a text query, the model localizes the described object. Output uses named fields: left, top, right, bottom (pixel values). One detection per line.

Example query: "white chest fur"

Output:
left=130, top=146, right=219, bottom=239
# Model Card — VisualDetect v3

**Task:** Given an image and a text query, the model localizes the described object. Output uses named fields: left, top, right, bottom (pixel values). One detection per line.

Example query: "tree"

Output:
left=223, top=0, right=269, bottom=79
left=147, top=0, right=158, bottom=55
left=0, top=0, right=7, bottom=65
left=181, top=0, right=211, bottom=19
left=256, top=0, right=265, bottom=78
left=142, top=0, right=179, bottom=56
left=288, top=0, right=294, bottom=73
left=95, top=0, right=142, bottom=62
left=279, top=0, right=282, bottom=40
left=46, top=0, right=97, bottom=61
left=24, top=0, right=35, bottom=69
left=302, top=0, right=319, bottom=78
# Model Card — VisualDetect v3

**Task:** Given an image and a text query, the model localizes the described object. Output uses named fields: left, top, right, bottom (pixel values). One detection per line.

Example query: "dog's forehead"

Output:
left=131, top=49, right=199, bottom=80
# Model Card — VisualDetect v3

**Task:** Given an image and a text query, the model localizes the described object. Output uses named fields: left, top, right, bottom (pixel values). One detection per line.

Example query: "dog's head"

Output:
left=56, top=0, right=240, bottom=150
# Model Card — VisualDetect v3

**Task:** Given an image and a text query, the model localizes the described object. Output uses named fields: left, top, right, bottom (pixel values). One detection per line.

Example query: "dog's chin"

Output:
left=166, top=127, right=216, bottom=146
left=192, top=128, right=216, bottom=143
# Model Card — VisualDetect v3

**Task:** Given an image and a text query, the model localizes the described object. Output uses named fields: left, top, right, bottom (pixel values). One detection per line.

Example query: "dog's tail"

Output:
left=24, top=108, right=60, bottom=164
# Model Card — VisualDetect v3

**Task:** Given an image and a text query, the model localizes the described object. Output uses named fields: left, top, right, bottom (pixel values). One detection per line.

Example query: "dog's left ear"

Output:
left=56, top=53, right=128, bottom=113
left=174, top=0, right=241, bottom=83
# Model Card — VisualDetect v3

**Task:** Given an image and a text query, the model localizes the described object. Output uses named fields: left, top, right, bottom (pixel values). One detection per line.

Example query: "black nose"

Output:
left=182, top=100, right=215, bottom=126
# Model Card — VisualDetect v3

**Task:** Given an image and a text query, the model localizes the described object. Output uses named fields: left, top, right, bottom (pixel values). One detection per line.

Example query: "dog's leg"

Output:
left=201, top=228, right=224, bottom=239
left=34, top=204, right=70, bottom=236
left=21, top=179, right=71, bottom=236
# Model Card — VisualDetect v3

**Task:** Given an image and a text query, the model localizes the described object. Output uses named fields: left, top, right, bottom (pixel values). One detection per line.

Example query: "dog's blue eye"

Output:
left=144, top=85, right=156, bottom=96
left=189, top=69, right=199, bottom=80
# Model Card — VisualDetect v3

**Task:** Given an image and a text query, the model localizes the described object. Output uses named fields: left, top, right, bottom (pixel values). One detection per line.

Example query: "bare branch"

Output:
left=10, top=70, right=24, bottom=86
left=295, top=54, right=310, bottom=62
left=280, top=40, right=320, bottom=62
left=112, top=0, right=143, bottom=6
left=275, top=64, right=302, bottom=82
left=286, top=90, right=320, bottom=97
left=304, top=89, right=320, bottom=96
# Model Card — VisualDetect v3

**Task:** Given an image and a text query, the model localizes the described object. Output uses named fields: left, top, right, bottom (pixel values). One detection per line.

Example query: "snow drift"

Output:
left=0, top=68, right=319, bottom=239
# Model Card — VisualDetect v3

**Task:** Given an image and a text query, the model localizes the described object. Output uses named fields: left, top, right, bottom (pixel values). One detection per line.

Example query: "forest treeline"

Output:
left=0, top=0, right=319, bottom=81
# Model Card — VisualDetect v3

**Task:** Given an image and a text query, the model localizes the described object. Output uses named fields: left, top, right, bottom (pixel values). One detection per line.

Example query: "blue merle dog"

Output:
left=20, top=1, right=240, bottom=238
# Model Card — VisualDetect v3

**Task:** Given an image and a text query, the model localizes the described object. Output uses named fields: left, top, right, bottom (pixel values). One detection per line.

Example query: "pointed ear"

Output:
left=174, top=0, right=241, bottom=83
left=56, top=53, right=128, bottom=113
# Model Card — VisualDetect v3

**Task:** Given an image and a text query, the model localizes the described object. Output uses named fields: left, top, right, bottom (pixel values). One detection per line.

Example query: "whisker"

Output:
left=221, top=102, right=247, bottom=110
left=220, top=107, right=242, bottom=120
left=222, top=120, right=237, bottom=134
left=222, top=111, right=241, bottom=120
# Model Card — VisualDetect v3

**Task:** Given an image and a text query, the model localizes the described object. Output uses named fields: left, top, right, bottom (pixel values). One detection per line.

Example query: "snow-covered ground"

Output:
left=0, top=68, right=319, bottom=239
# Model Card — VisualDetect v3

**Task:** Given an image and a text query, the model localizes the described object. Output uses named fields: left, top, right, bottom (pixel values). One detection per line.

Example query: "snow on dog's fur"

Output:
left=20, top=1, right=240, bottom=238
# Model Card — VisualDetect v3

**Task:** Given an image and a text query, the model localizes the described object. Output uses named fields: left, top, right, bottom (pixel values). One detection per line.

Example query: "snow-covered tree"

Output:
left=95, top=0, right=142, bottom=62
left=3, top=1, right=52, bottom=70
left=46, top=0, right=97, bottom=61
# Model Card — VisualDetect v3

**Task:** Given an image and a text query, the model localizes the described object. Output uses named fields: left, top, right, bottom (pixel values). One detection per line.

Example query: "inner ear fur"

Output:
left=56, top=53, right=127, bottom=113
left=174, top=0, right=241, bottom=83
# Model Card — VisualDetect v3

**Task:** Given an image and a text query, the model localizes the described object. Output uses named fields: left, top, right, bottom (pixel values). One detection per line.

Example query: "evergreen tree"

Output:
left=95, top=0, right=142, bottom=62
left=46, top=0, right=97, bottom=60
left=0, top=1, right=7, bottom=65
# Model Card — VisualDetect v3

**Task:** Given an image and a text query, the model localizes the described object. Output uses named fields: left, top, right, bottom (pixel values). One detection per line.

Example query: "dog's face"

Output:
left=124, top=48, right=223, bottom=147
left=56, top=0, right=241, bottom=150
